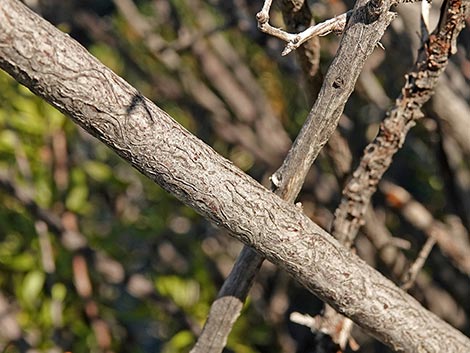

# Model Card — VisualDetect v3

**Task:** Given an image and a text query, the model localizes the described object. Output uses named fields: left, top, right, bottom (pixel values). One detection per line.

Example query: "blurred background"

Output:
left=0, top=0, right=469, bottom=352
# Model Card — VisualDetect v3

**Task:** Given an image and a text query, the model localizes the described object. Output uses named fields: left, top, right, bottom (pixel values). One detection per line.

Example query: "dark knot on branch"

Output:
left=365, top=0, right=384, bottom=22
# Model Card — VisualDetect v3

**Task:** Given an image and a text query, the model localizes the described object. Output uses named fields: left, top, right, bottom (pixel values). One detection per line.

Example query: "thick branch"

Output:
left=0, top=1, right=469, bottom=351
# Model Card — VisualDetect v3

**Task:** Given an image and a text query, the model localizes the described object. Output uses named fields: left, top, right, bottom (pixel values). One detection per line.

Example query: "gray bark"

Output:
left=0, top=0, right=469, bottom=352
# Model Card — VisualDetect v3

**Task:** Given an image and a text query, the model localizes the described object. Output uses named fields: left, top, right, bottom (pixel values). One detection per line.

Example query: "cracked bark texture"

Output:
left=0, top=0, right=469, bottom=352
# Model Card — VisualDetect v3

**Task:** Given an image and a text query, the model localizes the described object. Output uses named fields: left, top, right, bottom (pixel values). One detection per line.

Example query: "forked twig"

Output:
left=256, top=3, right=349, bottom=55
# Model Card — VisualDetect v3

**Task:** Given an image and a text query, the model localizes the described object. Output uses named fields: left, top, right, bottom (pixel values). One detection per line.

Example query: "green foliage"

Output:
left=20, top=270, right=46, bottom=308
left=163, top=330, right=194, bottom=353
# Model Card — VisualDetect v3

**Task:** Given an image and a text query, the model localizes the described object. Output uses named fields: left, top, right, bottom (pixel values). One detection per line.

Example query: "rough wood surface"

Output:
left=0, top=0, right=469, bottom=351
left=271, top=0, right=395, bottom=201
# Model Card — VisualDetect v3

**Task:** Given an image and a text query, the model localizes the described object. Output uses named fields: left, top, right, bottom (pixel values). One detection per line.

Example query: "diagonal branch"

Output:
left=0, top=0, right=469, bottom=352
left=332, top=0, right=470, bottom=248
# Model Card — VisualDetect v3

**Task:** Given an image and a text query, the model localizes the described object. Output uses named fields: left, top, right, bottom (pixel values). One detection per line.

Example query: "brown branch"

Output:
left=1, top=0, right=469, bottom=351
left=332, top=0, right=469, bottom=248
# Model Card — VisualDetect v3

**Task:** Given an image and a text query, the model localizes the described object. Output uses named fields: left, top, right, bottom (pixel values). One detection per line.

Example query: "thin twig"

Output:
left=281, top=13, right=349, bottom=55
left=257, top=8, right=349, bottom=56
left=401, top=236, right=437, bottom=291
left=256, top=0, right=425, bottom=56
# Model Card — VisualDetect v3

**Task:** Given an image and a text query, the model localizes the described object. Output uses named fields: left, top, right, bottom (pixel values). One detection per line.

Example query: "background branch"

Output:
left=332, top=0, right=469, bottom=248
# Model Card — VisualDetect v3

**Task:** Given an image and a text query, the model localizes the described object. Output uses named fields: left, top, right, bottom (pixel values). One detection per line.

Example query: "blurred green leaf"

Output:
left=0, top=252, right=36, bottom=272
left=66, top=184, right=89, bottom=212
left=35, top=177, right=53, bottom=208
left=51, top=282, right=67, bottom=302
left=83, top=160, right=112, bottom=182
left=155, top=275, right=200, bottom=309
left=164, top=330, right=194, bottom=353
left=21, top=270, right=45, bottom=307
left=0, top=129, right=17, bottom=153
